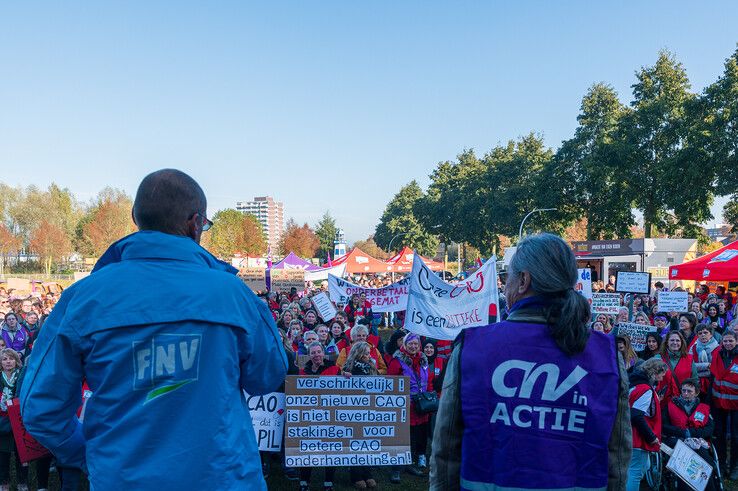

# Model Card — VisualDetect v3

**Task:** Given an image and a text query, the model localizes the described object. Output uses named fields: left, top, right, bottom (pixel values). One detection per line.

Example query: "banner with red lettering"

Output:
left=327, top=275, right=409, bottom=312
left=6, top=399, right=51, bottom=463
left=405, top=254, right=499, bottom=340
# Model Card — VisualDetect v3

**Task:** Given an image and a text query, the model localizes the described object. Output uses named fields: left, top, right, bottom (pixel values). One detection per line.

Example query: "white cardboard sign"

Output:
left=615, top=271, right=651, bottom=294
left=245, top=391, right=286, bottom=452
left=311, top=292, right=338, bottom=322
left=657, top=291, right=689, bottom=313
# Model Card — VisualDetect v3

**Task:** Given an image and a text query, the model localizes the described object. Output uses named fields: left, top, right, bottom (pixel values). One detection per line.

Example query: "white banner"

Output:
left=245, top=391, right=286, bottom=452
left=304, top=264, right=347, bottom=282
left=327, top=275, right=409, bottom=312
left=405, top=254, right=499, bottom=340
left=576, top=268, right=592, bottom=302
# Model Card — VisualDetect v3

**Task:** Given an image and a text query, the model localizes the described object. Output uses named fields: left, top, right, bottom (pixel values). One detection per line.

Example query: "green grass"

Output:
left=264, top=463, right=429, bottom=491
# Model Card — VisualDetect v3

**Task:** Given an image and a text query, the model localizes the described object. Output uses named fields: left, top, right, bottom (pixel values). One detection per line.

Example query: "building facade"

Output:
left=236, top=196, right=284, bottom=253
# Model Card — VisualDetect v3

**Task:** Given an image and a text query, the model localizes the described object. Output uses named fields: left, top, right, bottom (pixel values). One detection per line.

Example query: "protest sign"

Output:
left=284, top=375, right=411, bottom=467
left=328, top=275, right=409, bottom=312
left=591, top=293, right=622, bottom=315
left=245, top=391, right=286, bottom=452
left=271, top=269, right=305, bottom=292
left=6, top=399, right=51, bottom=463
left=311, top=292, right=338, bottom=321
left=658, top=290, right=689, bottom=313
left=5, top=278, right=31, bottom=293
left=576, top=268, right=592, bottom=302
left=404, top=255, right=498, bottom=340
left=665, top=440, right=712, bottom=491
left=615, top=271, right=652, bottom=294
left=239, top=267, right=267, bottom=292
left=614, top=322, right=656, bottom=351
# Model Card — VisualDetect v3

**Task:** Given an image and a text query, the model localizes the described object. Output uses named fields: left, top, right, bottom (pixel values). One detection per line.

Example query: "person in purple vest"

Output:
left=430, top=233, right=631, bottom=491
left=0, top=313, right=29, bottom=360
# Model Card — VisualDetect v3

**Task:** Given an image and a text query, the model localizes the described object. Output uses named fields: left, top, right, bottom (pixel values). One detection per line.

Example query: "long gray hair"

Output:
left=509, top=233, right=591, bottom=355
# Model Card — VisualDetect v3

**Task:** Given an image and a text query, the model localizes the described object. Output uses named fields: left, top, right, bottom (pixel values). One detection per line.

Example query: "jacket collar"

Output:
left=506, top=295, right=551, bottom=324
left=92, top=231, right=237, bottom=275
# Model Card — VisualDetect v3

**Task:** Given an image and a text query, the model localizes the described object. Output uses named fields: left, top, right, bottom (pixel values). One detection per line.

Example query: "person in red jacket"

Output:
left=627, top=357, right=668, bottom=491
left=344, top=294, right=372, bottom=328
left=661, top=378, right=716, bottom=489
left=657, top=331, right=697, bottom=405
left=710, top=330, right=738, bottom=479
left=298, top=342, right=338, bottom=491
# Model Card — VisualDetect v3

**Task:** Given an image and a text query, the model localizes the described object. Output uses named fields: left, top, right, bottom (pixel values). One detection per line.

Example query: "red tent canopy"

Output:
left=385, top=246, right=445, bottom=272
left=330, top=247, right=394, bottom=274
left=669, top=241, right=738, bottom=281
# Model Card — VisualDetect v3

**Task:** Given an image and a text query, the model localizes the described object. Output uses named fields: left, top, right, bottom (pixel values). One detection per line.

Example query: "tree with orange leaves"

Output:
left=83, top=199, right=136, bottom=257
left=29, top=220, right=73, bottom=275
left=0, top=224, right=22, bottom=276
left=279, top=219, right=319, bottom=258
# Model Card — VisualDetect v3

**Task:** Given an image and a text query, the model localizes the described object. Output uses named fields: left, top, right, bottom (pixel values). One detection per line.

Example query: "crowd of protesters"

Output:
left=583, top=280, right=738, bottom=490
left=0, top=289, right=71, bottom=491
left=4, top=273, right=738, bottom=490
left=264, top=281, right=451, bottom=491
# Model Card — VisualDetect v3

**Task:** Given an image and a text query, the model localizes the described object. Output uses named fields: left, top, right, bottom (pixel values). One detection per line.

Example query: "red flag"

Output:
left=326, top=252, right=333, bottom=267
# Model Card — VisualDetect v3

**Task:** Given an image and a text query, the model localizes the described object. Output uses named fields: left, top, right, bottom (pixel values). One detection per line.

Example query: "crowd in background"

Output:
left=4, top=276, right=738, bottom=490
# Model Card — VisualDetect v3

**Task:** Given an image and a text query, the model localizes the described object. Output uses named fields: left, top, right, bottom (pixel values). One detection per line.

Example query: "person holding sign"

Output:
left=297, top=341, right=338, bottom=491
left=342, top=341, right=379, bottom=490
left=660, top=379, right=717, bottom=490
left=430, top=234, right=629, bottom=491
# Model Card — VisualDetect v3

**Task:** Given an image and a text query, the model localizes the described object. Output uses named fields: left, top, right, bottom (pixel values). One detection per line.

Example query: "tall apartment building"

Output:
left=236, top=196, right=284, bottom=253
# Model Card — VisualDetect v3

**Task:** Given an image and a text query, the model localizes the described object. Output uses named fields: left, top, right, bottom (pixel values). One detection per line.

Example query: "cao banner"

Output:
left=327, top=275, right=410, bottom=313
left=405, top=254, right=499, bottom=340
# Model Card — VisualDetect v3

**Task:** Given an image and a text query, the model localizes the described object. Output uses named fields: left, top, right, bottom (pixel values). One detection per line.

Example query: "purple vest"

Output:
left=460, top=321, right=618, bottom=490
left=396, top=357, right=428, bottom=395
left=1, top=327, right=28, bottom=353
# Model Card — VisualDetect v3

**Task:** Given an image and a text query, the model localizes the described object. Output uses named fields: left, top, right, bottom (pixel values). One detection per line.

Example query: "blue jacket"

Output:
left=20, top=231, right=287, bottom=490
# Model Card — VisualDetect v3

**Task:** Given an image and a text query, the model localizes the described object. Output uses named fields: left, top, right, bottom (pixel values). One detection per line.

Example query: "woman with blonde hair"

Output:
left=342, top=341, right=379, bottom=376
left=342, top=341, right=378, bottom=489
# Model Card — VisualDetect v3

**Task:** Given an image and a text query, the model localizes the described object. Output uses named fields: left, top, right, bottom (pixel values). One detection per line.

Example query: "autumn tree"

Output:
left=208, top=209, right=267, bottom=258
left=0, top=224, right=21, bottom=276
left=78, top=188, right=135, bottom=257
left=352, top=236, right=391, bottom=260
left=29, top=220, right=73, bottom=275
left=280, top=219, right=320, bottom=258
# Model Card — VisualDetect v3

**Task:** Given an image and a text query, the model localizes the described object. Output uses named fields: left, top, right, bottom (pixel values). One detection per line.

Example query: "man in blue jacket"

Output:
left=20, top=169, right=288, bottom=490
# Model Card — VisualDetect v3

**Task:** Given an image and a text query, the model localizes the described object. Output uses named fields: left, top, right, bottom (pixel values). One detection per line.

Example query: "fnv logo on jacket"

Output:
left=133, top=334, right=202, bottom=403
left=489, top=360, right=590, bottom=433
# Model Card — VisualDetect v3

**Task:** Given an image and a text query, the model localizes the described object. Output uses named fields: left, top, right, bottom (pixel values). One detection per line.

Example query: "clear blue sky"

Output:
left=1, top=1, right=735, bottom=243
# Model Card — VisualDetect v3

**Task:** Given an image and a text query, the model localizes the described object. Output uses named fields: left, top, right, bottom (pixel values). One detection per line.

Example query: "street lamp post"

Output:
left=388, top=232, right=409, bottom=254
left=518, top=208, right=558, bottom=241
